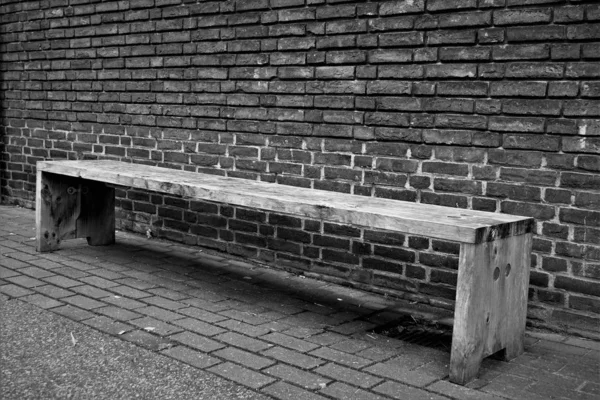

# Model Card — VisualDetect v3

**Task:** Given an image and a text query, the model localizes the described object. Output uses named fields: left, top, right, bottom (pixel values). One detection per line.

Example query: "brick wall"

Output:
left=1, top=0, right=598, bottom=338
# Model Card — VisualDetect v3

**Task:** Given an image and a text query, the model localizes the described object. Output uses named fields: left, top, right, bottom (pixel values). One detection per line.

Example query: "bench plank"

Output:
left=38, top=160, right=533, bottom=244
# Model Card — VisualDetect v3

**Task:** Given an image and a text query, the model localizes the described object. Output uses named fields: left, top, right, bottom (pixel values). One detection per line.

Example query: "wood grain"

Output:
left=449, top=233, right=532, bottom=384
left=37, top=160, right=534, bottom=244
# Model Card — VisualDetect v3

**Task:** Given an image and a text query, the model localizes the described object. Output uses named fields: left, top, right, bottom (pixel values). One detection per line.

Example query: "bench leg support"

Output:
left=449, top=233, right=532, bottom=384
left=36, top=171, right=115, bottom=252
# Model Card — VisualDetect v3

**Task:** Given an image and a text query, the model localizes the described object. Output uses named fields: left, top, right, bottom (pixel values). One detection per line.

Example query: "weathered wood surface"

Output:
left=36, top=171, right=115, bottom=252
left=449, top=233, right=532, bottom=384
left=37, top=160, right=533, bottom=244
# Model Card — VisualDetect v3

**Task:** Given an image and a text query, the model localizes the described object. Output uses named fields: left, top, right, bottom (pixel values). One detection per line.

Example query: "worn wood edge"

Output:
left=37, top=160, right=534, bottom=244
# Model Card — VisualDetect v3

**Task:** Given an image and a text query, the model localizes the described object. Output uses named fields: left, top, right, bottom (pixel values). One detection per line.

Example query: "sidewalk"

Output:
left=1, top=204, right=599, bottom=400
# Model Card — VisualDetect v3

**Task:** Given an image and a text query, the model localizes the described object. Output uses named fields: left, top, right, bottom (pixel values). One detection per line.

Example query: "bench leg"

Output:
left=449, top=233, right=532, bottom=385
left=36, top=171, right=115, bottom=252
left=76, top=180, right=115, bottom=246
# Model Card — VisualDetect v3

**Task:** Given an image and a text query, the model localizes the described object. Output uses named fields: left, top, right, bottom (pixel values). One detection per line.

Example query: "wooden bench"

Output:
left=35, top=159, right=534, bottom=384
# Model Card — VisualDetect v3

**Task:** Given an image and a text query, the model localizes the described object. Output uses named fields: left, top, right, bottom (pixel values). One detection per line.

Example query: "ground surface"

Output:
left=1, top=205, right=599, bottom=400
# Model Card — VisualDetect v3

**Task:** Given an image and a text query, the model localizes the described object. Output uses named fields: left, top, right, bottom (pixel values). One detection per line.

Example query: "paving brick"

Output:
left=261, top=346, right=326, bottom=369
left=96, top=305, right=143, bottom=322
left=27, top=258, right=65, bottom=269
left=262, top=381, right=329, bottom=400
left=21, top=293, right=63, bottom=309
left=114, top=277, right=156, bottom=290
left=102, top=294, right=147, bottom=309
left=59, top=259, right=97, bottom=271
left=82, top=316, right=135, bottom=336
left=217, top=319, right=274, bottom=337
left=0, top=284, right=34, bottom=297
left=182, top=297, right=230, bottom=312
left=329, top=320, right=377, bottom=335
left=364, top=360, right=441, bottom=387
left=62, top=295, right=106, bottom=310
left=172, top=317, right=226, bottom=336
left=129, top=316, right=183, bottom=336
left=109, top=285, right=152, bottom=299
left=556, top=361, right=600, bottom=382
left=427, top=380, right=506, bottom=400
left=261, top=332, right=320, bottom=352
left=6, top=275, right=46, bottom=288
left=315, top=362, right=383, bottom=389
left=0, top=257, right=30, bottom=270
left=78, top=275, right=120, bottom=289
left=169, top=331, right=225, bottom=352
left=309, top=347, right=372, bottom=368
left=148, top=287, right=189, bottom=300
left=480, top=373, right=549, bottom=400
left=563, top=337, right=600, bottom=351
left=306, top=331, right=348, bottom=346
left=329, top=338, right=373, bottom=354
left=214, top=332, right=274, bottom=352
left=7, top=252, right=39, bottom=262
left=213, top=346, right=275, bottom=370
left=143, top=296, right=187, bottom=310
left=219, top=308, right=273, bottom=325
left=178, top=306, right=228, bottom=323
left=373, top=381, right=448, bottom=400
left=161, top=346, right=221, bottom=369
left=208, top=362, right=276, bottom=389
left=51, top=304, right=96, bottom=321
left=355, top=345, right=400, bottom=362
left=53, top=266, right=90, bottom=279
left=121, top=329, right=175, bottom=351
left=87, top=268, right=125, bottom=280
left=281, top=326, right=324, bottom=339
left=34, top=284, right=74, bottom=299
left=278, top=312, right=338, bottom=329
left=70, top=285, right=113, bottom=299
left=319, top=382, right=390, bottom=400
left=136, top=305, right=184, bottom=322
left=0, top=266, right=20, bottom=279
left=265, top=364, right=331, bottom=390
left=42, top=275, right=82, bottom=288
left=19, top=266, right=55, bottom=279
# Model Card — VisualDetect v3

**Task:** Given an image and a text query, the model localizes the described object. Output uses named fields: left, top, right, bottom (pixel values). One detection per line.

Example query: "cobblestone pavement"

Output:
left=1, top=205, right=599, bottom=400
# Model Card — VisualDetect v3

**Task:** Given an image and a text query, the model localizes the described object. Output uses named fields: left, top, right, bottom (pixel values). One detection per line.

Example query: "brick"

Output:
left=43, top=275, right=82, bottom=288
left=62, top=295, right=106, bottom=310
left=261, top=346, right=325, bottom=369
left=161, top=346, right=221, bottom=369
left=6, top=275, right=46, bottom=288
left=121, top=330, right=174, bottom=351
left=21, top=293, right=63, bottom=309
left=321, top=382, right=392, bottom=400
left=214, top=332, right=273, bottom=352
left=494, top=8, right=552, bottom=25
left=83, top=316, right=134, bottom=336
left=208, top=362, right=275, bottom=389
left=265, top=364, right=331, bottom=390
left=172, top=317, right=226, bottom=336
left=213, top=346, right=275, bottom=370
left=52, top=304, right=96, bottom=321
left=261, top=332, right=320, bottom=352
left=315, top=362, right=383, bottom=389
left=262, top=382, right=329, bottom=400
left=380, top=0, right=425, bottom=15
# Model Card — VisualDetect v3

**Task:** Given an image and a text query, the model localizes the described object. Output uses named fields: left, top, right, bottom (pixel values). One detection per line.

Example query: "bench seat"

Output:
left=36, top=159, right=534, bottom=384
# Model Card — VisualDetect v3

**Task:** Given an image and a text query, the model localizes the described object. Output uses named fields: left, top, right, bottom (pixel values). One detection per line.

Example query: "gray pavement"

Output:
left=1, top=205, right=599, bottom=400
left=1, top=295, right=267, bottom=400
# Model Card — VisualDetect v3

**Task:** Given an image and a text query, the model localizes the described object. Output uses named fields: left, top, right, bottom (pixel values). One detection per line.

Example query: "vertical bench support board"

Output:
left=36, top=171, right=115, bottom=252
left=449, top=233, right=532, bottom=384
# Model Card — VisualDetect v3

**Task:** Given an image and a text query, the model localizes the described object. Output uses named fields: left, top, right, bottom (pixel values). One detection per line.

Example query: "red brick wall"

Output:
left=1, top=0, right=599, bottom=338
